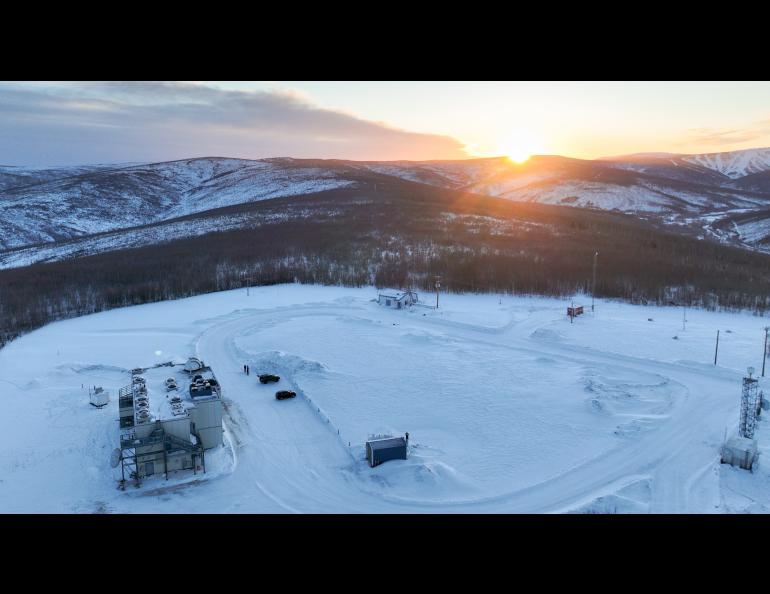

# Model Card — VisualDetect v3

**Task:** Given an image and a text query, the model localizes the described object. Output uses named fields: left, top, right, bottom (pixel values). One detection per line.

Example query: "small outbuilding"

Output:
left=366, top=435, right=408, bottom=467
left=721, top=436, right=759, bottom=471
left=90, top=386, right=110, bottom=408
left=377, top=289, right=418, bottom=310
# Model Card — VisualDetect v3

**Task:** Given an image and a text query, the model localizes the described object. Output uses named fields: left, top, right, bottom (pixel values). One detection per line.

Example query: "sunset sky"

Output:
left=2, top=81, right=770, bottom=166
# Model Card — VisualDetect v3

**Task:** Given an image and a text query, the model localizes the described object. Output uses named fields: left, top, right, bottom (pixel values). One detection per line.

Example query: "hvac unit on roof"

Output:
left=184, top=357, right=204, bottom=372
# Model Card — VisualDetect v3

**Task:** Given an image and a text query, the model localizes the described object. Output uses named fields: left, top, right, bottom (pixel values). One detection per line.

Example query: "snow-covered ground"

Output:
left=1, top=284, right=769, bottom=513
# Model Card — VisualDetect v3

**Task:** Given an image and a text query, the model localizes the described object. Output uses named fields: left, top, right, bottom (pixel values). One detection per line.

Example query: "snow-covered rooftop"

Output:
left=367, top=436, right=407, bottom=451
left=129, top=366, right=219, bottom=426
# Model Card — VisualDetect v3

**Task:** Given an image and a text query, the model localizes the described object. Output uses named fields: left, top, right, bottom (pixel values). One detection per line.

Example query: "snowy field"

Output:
left=1, top=284, right=769, bottom=513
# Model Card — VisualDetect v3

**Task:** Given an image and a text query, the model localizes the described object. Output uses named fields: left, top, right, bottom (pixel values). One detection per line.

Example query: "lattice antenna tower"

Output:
left=740, top=367, right=759, bottom=439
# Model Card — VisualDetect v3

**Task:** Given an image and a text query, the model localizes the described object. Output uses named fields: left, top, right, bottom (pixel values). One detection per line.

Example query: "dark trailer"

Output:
left=365, top=436, right=408, bottom=467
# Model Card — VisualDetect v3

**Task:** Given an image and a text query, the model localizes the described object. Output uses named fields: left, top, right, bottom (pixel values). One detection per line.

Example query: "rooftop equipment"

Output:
left=184, top=357, right=204, bottom=373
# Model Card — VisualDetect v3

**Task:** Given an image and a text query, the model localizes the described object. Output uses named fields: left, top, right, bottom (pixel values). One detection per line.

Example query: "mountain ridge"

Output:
left=5, top=148, right=770, bottom=260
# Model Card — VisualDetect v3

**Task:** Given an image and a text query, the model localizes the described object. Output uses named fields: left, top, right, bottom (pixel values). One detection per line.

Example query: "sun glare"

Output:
left=505, top=149, right=533, bottom=164
left=498, top=131, right=544, bottom=164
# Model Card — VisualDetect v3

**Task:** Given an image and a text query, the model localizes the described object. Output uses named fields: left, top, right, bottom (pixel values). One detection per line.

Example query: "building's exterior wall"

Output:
left=190, top=398, right=223, bottom=449
left=198, top=426, right=223, bottom=450
left=373, top=445, right=407, bottom=465
left=162, top=416, right=192, bottom=442
left=134, top=449, right=194, bottom=478
left=133, top=422, right=155, bottom=440
left=379, top=295, right=398, bottom=308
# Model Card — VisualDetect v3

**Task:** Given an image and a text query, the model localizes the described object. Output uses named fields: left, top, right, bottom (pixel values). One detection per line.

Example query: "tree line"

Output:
left=3, top=180, right=770, bottom=349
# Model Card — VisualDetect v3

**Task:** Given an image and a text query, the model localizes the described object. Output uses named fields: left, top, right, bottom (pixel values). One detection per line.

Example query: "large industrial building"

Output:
left=117, top=357, right=223, bottom=485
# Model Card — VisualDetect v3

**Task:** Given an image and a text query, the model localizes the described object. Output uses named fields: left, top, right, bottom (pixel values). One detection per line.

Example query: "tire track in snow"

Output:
left=192, top=302, right=737, bottom=512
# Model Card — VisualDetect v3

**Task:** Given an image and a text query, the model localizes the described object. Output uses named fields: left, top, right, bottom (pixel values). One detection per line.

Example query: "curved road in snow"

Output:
left=196, top=303, right=738, bottom=513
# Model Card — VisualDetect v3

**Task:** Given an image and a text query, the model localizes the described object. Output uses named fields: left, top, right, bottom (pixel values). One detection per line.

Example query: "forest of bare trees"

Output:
left=3, top=182, right=770, bottom=349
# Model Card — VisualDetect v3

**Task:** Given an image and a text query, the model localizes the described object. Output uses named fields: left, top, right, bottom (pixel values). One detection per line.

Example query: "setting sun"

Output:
left=497, top=130, right=544, bottom=164
left=504, top=149, right=533, bottom=164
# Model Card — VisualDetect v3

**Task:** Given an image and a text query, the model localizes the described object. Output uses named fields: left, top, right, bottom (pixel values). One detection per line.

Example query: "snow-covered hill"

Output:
left=356, top=154, right=770, bottom=243
left=0, top=158, right=358, bottom=250
left=683, top=148, right=770, bottom=179
left=6, top=148, right=770, bottom=257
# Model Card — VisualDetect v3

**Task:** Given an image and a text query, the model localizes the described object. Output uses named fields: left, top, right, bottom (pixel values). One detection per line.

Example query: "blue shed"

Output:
left=366, top=435, right=408, bottom=467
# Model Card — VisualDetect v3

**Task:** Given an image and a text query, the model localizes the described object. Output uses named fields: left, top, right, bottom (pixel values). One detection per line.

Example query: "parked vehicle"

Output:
left=259, top=374, right=280, bottom=384
left=275, top=390, right=296, bottom=400
left=165, top=378, right=177, bottom=390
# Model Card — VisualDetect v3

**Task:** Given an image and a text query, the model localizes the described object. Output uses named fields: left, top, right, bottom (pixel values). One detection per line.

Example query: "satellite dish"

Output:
left=110, top=448, right=122, bottom=468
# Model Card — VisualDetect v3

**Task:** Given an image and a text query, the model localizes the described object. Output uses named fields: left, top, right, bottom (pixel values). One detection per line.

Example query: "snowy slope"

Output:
left=683, top=148, right=770, bottom=179
left=361, top=157, right=512, bottom=189
left=0, top=203, right=348, bottom=270
left=0, top=158, right=357, bottom=250
left=1, top=284, right=769, bottom=513
left=0, top=163, right=138, bottom=192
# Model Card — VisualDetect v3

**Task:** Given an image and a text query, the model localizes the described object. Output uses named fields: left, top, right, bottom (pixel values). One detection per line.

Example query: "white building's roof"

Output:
left=367, top=436, right=407, bottom=451
left=131, top=366, right=219, bottom=425
left=378, top=289, right=415, bottom=300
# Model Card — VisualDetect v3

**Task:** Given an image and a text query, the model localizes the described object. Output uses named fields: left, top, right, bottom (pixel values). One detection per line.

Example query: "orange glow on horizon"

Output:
left=488, top=130, right=545, bottom=164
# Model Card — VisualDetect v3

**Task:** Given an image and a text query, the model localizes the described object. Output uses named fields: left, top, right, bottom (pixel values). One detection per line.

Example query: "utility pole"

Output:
left=763, top=326, right=769, bottom=377
left=714, top=330, right=719, bottom=366
left=682, top=303, right=686, bottom=331
left=592, top=251, right=598, bottom=313
left=434, top=276, right=441, bottom=309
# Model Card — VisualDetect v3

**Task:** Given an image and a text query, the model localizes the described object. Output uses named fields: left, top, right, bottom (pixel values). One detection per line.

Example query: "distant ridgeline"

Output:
left=3, top=180, right=770, bottom=348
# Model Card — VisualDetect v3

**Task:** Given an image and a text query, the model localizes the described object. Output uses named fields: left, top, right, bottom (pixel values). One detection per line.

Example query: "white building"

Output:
left=117, top=360, right=223, bottom=485
left=90, top=386, right=109, bottom=408
left=721, top=435, right=759, bottom=471
left=377, top=289, right=418, bottom=309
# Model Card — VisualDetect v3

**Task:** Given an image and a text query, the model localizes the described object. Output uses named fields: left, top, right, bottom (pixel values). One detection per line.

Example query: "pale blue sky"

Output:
left=2, top=81, right=770, bottom=165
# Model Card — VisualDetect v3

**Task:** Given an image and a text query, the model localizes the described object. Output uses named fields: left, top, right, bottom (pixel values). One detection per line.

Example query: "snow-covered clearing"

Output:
left=0, top=284, right=768, bottom=513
